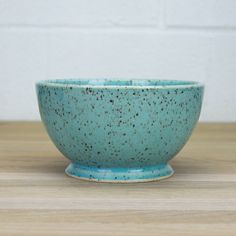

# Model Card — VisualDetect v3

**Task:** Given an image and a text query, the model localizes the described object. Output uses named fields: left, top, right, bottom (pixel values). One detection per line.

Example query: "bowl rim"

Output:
left=36, top=79, right=204, bottom=90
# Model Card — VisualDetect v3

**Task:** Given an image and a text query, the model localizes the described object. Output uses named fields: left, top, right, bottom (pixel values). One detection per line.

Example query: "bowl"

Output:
left=36, top=79, right=204, bottom=183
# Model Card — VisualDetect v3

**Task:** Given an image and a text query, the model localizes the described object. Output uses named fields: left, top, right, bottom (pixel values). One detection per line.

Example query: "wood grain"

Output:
left=0, top=122, right=236, bottom=235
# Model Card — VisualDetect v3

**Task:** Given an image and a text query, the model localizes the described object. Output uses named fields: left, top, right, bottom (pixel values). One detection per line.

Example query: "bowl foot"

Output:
left=65, top=163, right=174, bottom=183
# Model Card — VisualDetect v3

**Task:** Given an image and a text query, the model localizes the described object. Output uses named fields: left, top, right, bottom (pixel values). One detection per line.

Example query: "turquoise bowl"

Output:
left=36, top=79, right=204, bottom=183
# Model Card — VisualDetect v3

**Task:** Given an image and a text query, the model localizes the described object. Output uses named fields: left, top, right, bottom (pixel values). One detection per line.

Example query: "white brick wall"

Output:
left=0, top=0, right=159, bottom=27
left=0, top=0, right=236, bottom=121
left=166, top=0, right=236, bottom=28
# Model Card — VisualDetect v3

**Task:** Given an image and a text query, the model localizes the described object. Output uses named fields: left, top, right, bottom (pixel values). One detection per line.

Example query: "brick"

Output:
left=202, top=34, right=236, bottom=121
left=1, top=31, right=235, bottom=121
left=0, top=0, right=159, bottom=27
left=0, top=30, right=210, bottom=120
left=0, top=30, right=49, bottom=120
left=165, top=0, right=236, bottom=28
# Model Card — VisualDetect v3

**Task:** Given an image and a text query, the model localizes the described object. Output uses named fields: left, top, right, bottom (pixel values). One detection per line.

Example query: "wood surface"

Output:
left=0, top=122, right=236, bottom=235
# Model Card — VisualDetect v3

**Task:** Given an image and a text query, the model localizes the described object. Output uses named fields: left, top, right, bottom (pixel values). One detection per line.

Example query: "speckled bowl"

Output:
left=36, top=79, right=204, bottom=183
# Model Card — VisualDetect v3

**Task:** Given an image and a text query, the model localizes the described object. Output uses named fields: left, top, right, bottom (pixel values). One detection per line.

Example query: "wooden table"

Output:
left=0, top=122, right=236, bottom=235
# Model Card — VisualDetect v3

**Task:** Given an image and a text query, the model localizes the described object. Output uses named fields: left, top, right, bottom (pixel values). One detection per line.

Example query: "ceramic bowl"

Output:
left=36, top=79, right=204, bottom=183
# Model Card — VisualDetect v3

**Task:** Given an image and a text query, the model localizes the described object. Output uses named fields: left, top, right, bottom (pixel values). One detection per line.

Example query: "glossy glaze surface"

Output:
left=36, top=79, right=204, bottom=182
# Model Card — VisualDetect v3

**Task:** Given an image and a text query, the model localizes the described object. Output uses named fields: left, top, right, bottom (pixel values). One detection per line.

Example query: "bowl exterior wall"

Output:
left=37, top=84, right=203, bottom=168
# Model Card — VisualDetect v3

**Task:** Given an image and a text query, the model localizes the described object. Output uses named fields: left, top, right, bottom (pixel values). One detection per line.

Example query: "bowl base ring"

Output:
left=65, top=163, right=174, bottom=183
